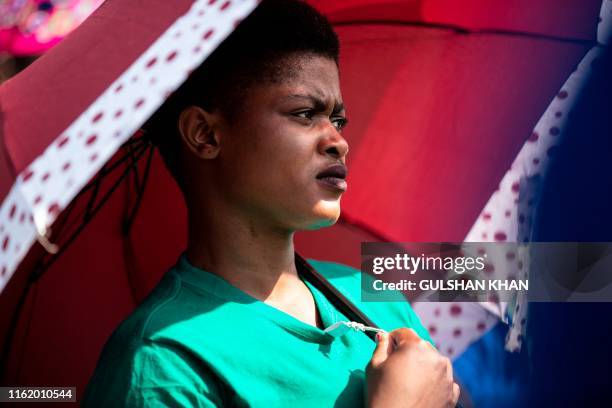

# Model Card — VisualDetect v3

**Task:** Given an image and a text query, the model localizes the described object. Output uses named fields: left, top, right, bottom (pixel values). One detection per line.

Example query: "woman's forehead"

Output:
left=279, top=93, right=345, bottom=113
left=263, top=56, right=343, bottom=107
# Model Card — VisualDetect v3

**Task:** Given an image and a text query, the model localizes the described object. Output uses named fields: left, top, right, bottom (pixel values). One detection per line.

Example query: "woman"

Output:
left=83, top=1, right=460, bottom=406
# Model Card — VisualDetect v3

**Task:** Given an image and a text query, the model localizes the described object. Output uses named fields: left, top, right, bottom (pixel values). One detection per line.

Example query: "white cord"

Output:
left=324, top=321, right=387, bottom=338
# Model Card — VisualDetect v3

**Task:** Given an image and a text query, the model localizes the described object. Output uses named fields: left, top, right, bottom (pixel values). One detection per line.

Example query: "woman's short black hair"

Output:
left=145, top=0, right=339, bottom=186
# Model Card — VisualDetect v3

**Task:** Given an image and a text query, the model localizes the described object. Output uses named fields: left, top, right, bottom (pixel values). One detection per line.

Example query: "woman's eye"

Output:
left=293, top=111, right=347, bottom=131
left=332, top=117, right=348, bottom=131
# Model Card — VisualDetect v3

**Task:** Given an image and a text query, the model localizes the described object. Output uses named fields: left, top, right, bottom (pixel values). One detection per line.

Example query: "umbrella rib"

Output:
left=84, top=176, right=102, bottom=224
left=31, top=142, right=151, bottom=281
left=98, top=137, right=149, bottom=179
left=63, top=136, right=148, bottom=201
left=126, top=141, right=142, bottom=194
left=333, top=20, right=597, bottom=46
left=122, top=144, right=155, bottom=236
left=42, top=140, right=150, bottom=244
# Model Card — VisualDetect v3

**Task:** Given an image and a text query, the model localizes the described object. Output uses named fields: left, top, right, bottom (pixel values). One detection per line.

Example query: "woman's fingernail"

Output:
left=375, top=332, right=382, bottom=342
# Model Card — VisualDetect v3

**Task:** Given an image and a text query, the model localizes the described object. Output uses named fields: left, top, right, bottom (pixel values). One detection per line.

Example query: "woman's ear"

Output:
left=178, top=106, right=222, bottom=159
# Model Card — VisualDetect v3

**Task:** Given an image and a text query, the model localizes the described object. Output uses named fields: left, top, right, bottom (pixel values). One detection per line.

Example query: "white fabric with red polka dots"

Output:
left=0, top=0, right=258, bottom=294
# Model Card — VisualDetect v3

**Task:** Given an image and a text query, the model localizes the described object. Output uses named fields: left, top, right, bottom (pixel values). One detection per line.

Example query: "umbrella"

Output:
left=0, top=0, right=260, bottom=388
left=0, top=0, right=603, bottom=399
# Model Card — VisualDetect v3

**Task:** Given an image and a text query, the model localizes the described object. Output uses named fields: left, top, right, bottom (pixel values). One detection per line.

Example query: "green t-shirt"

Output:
left=82, top=255, right=432, bottom=407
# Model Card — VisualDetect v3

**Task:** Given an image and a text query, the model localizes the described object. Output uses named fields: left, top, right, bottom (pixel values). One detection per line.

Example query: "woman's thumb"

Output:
left=369, top=332, right=391, bottom=367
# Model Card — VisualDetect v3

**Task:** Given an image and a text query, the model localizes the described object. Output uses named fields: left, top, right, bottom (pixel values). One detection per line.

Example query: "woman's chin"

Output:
left=301, top=206, right=341, bottom=230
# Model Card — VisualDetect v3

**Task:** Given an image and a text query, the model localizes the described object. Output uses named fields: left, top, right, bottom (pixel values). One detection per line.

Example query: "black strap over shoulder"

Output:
left=295, top=253, right=379, bottom=341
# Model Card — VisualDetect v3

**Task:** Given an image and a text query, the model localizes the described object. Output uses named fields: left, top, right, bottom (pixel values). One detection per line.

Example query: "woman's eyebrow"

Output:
left=284, top=94, right=345, bottom=114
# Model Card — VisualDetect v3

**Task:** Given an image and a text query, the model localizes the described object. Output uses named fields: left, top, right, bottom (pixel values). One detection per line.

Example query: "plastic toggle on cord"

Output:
left=324, top=321, right=387, bottom=338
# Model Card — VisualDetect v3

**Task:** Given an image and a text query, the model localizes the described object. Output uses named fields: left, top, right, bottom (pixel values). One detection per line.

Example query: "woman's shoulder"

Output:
left=307, top=259, right=361, bottom=282
left=306, top=258, right=364, bottom=304
left=83, top=268, right=225, bottom=406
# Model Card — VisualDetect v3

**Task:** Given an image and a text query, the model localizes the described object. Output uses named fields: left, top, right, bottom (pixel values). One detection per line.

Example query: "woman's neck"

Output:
left=185, top=204, right=301, bottom=302
left=184, top=196, right=323, bottom=329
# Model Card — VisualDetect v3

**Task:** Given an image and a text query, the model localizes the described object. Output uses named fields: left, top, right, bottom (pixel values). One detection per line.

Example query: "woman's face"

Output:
left=214, top=54, right=349, bottom=231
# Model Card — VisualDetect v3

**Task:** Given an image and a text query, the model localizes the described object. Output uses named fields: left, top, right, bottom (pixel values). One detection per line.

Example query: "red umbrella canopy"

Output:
left=0, top=0, right=602, bottom=396
left=306, top=0, right=599, bottom=242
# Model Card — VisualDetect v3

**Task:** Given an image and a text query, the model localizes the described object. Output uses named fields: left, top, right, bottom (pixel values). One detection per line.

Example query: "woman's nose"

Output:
left=318, top=125, right=349, bottom=160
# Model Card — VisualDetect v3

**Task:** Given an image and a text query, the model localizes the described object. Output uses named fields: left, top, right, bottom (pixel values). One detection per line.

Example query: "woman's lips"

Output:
left=316, top=163, right=348, bottom=192
left=316, top=176, right=347, bottom=192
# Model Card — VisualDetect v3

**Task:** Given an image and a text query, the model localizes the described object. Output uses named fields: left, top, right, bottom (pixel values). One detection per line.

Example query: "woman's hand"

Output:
left=366, top=328, right=460, bottom=408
